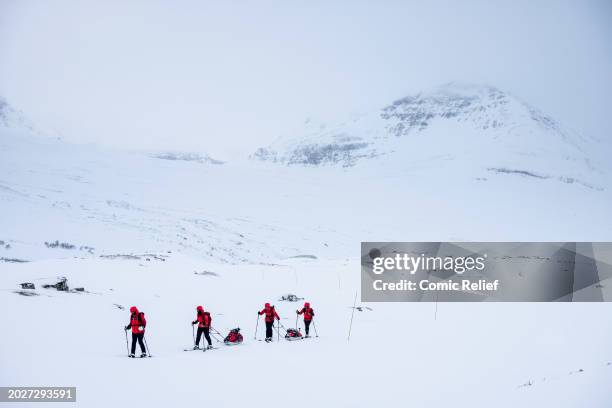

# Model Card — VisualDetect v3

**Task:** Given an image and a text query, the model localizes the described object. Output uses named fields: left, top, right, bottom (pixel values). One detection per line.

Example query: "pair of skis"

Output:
left=183, top=346, right=217, bottom=352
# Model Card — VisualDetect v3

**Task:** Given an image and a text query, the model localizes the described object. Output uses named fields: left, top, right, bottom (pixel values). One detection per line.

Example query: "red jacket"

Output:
left=127, top=306, right=146, bottom=334
left=297, top=304, right=314, bottom=321
left=258, top=304, right=279, bottom=323
left=194, top=311, right=211, bottom=328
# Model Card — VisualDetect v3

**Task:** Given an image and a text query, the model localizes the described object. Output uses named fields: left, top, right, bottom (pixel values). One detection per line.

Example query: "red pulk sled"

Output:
left=224, top=328, right=243, bottom=345
left=284, top=328, right=303, bottom=341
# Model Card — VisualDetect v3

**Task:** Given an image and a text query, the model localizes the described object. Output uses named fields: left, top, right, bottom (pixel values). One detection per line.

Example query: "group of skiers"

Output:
left=124, top=302, right=316, bottom=357
left=257, top=302, right=315, bottom=342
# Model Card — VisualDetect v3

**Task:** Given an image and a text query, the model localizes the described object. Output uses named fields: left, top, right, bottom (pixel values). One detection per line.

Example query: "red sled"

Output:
left=285, top=328, right=303, bottom=341
left=224, top=328, right=243, bottom=345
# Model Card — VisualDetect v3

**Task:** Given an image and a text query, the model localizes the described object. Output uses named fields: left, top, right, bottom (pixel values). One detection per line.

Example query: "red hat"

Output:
left=265, top=303, right=270, bottom=308
left=130, top=306, right=139, bottom=314
left=197, top=305, right=204, bottom=312
left=304, top=302, right=310, bottom=308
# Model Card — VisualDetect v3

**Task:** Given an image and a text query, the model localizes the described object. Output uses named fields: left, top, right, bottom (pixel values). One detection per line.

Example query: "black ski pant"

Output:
left=131, top=333, right=146, bottom=354
left=304, top=319, right=311, bottom=335
left=265, top=321, right=274, bottom=339
left=196, top=327, right=212, bottom=347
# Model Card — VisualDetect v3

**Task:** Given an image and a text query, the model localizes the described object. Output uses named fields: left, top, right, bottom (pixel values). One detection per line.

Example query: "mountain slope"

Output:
left=253, top=83, right=604, bottom=190
left=1, top=86, right=611, bottom=266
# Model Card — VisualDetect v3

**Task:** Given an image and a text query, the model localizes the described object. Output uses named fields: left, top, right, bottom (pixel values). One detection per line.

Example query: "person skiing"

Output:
left=191, top=305, right=213, bottom=349
left=258, top=303, right=280, bottom=342
left=124, top=306, right=147, bottom=357
left=296, top=302, right=315, bottom=338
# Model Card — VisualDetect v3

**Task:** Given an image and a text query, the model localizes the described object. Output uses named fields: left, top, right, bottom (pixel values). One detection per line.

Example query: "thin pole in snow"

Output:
left=347, top=290, right=358, bottom=342
left=434, top=291, right=439, bottom=321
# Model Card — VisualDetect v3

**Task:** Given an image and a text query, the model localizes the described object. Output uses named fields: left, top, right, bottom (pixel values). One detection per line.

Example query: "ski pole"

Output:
left=254, top=314, right=260, bottom=340
left=192, top=324, right=196, bottom=346
left=143, top=336, right=151, bottom=357
left=277, top=320, right=280, bottom=342
left=295, top=313, right=298, bottom=330
left=124, top=328, right=129, bottom=356
left=313, top=320, right=319, bottom=338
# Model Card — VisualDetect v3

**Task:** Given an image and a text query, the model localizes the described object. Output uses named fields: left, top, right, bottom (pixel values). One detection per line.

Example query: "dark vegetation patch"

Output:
left=1, top=257, right=28, bottom=263
left=487, top=167, right=548, bottom=179
left=194, top=270, right=219, bottom=277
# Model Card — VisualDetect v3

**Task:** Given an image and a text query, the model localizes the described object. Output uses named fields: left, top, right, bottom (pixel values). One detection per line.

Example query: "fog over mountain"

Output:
left=0, top=1, right=610, bottom=158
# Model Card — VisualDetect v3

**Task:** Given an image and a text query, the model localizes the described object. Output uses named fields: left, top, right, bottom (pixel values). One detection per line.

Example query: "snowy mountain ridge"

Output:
left=379, top=82, right=586, bottom=145
left=252, top=83, right=603, bottom=191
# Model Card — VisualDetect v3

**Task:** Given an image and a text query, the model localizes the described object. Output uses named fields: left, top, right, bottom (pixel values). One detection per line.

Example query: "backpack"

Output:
left=130, top=312, right=146, bottom=331
left=303, top=307, right=314, bottom=320
left=132, top=312, right=145, bottom=325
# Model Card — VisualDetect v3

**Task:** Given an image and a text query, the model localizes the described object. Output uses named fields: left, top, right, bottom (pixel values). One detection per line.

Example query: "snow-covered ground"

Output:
left=1, top=85, right=611, bottom=407
left=1, top=257, right=611, bottom=407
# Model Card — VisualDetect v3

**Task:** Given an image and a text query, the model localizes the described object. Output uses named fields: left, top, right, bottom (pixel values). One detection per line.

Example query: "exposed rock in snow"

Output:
left=41, top=277, right=69, bottom=291
left=278, top=293, right=303, bottom=302
left=152, top=152, right=225, bottom=165
left=1, top=257, right=29, bottom=263
left=13, top=290, right=39, bottom=296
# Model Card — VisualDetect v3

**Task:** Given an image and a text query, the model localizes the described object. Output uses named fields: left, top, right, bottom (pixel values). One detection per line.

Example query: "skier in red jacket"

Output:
left=191, top=305, right=213, bottom=349
left=258, top=303, right=280, bottom=342
left=124, top=306, right=147, bottom=357
left=297, top=302, right=315, bottom=338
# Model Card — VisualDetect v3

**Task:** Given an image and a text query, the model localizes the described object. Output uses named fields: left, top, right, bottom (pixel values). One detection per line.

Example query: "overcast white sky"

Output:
left=0, top=0, right=610, bottom=158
